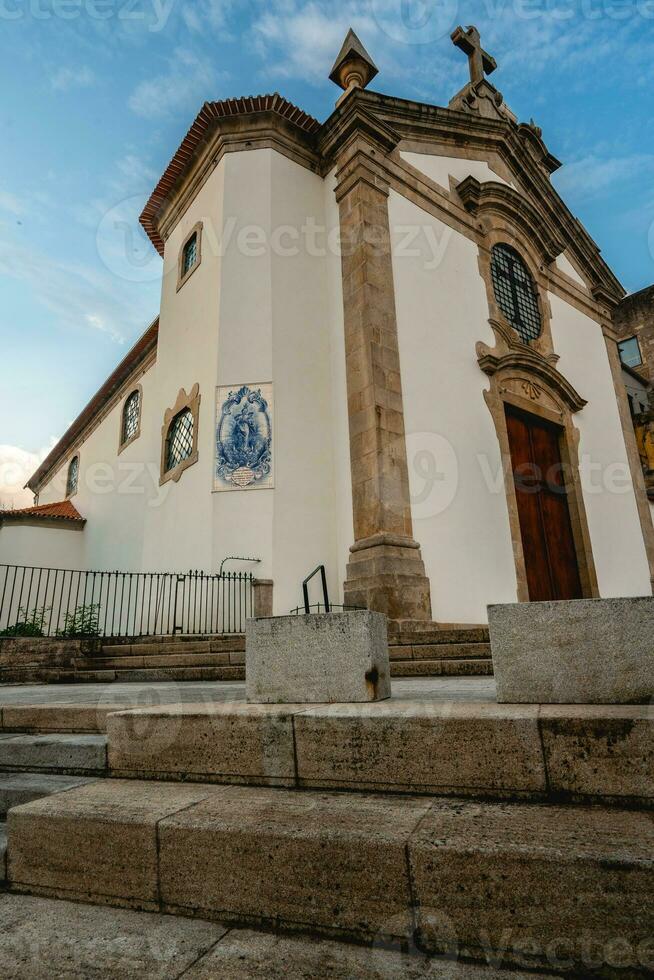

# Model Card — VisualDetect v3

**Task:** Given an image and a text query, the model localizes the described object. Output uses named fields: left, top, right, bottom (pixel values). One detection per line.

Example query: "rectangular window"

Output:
left=618, top=336, right=642, bottom=369
left=182, top=233, right=197, bottom=275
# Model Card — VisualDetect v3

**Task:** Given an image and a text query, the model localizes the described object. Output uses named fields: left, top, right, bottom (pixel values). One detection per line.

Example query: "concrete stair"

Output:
left=0, top=734, right=107, bottom=776
left=6, top=779, right=653, bottom=973
left=0, top=823, right=6, bottom=885
left=75, top=625, right=493, bottom=682
left=2, top=623, right=493, bottom=685
left=0, top=773, right=96, bottom=818
left=388, top=624, right=492, bottom=677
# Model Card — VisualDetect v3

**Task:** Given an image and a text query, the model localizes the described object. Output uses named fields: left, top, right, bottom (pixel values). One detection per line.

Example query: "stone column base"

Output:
left=252, top=579, right=273, bottom=619
left=343, top=533, right=433, bottom=623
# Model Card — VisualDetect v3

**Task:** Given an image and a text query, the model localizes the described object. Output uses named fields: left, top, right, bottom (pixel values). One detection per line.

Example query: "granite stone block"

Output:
left=246, top=611, right=391, bottom=703
left=489, top=597, right=654, bottom=703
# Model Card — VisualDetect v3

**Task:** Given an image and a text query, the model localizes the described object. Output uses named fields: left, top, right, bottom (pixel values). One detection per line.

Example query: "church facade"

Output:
left=2, top=28, right=653, bottom=625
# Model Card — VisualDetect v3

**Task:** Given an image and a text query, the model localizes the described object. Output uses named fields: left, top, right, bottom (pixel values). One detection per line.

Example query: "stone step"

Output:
left=0, top=703, right=123, bottom=734
left=7, top=780, right=652, bottom=972
left=0, top=734, right=107, bottom=775
left=106, top=702, right=654, bottom=808
left=388, top=625, right=490, bottom=645
left=100, top=636, right=245, bottom=657
left=0, top=822, right=6, bottom=885
left=73, top=666, right=246, bottom=683
left=78, top=651, right=246, bottom=670
left=391, top=659, right=494, bottom=677
left=390, top=642, right=491, bottom=661
left=0, top=773, right=96, bottom=818
left=0, top=892, right=558, bottom=978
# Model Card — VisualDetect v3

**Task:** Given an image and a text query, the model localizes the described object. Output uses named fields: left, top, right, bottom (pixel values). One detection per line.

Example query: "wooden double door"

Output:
left=505, top=405, right=583, bottom=602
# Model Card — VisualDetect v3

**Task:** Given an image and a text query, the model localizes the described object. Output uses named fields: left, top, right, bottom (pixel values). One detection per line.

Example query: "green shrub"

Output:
left=0, top=605, right=49, bottom=637
left=58, top=603, right=101, bottom=638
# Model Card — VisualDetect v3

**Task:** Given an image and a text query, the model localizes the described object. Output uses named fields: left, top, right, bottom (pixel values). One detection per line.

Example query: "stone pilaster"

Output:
left=336, top=144, right=432, bottom=622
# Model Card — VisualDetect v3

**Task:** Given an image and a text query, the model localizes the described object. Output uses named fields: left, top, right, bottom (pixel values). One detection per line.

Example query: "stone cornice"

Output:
left=156, top=112, right=321, bottom=249
left=478, top=346, right=588, bottom=414
left=333, top=91, right=624, bottom=304
left=140, top=87, right=625, bottom=307
left=456, top=176, right=565, bottom=264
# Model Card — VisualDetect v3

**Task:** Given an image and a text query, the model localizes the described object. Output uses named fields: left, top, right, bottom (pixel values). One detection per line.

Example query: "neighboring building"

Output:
left=2, top=26, right=653, bottom=625
left=615, top=285, right=654, bottom=506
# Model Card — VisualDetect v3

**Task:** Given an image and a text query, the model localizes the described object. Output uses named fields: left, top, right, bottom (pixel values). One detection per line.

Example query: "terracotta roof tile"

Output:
left=1, top=500, right=84, bottom=523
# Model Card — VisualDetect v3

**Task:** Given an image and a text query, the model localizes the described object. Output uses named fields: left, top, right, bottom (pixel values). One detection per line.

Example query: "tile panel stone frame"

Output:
left=160, top=384, right=201, bottom=487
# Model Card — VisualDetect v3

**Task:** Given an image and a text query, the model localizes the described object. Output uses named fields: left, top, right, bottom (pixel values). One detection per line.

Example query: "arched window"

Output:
left=66, top=455, right=79, bottom=497
left=165, top=408, right=194, bottom=473
left=121, top=389, right=141, bottom=447
left=491, top=243, right=542, bottom=343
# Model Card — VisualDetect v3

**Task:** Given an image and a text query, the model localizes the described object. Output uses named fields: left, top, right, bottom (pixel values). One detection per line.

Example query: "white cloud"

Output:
left=0, top=237, right=158, bottom=344
left=128, top=48, right=221, bottom=119
left=182, top=0, right=235, bottom=33
left=50, top=66, right=96, bottom=92
left=252, top=2, right=381, bottom=84
left=0, top=440, right=57, bottom=510
left=0, top=191, right=24, bottom=218
left=555, top=153, right=654, bottom=201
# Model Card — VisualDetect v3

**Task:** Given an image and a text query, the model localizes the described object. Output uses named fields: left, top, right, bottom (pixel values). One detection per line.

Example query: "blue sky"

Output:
left=1, top=0, right=654, bottom=504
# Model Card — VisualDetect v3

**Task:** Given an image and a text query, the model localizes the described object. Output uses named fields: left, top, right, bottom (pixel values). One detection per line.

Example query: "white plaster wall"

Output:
left=555, top=252, right=588, bottom=290
left=269, top=152, right=340, bottom=614
left=401, top=151, right=514, bottom=192
left=33, top=359, right=159, bottom=571
left=549, top=294, right=652, bottom=597
left=389, top=190, right=518, bottom=623
left=140, top=162, right=226, bottom=574
left=0, top=524, right=84, bottom=569
left=210, top=150, right=344, bottom=614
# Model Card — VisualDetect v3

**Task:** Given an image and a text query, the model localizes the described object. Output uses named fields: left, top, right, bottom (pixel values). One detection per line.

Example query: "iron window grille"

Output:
left=165, top=408, right=194, bottom=472
left=121, top=390, right=141, bottom=445
left=66, top=456, right=79, bottom=497
left=491, top=243, right=542, bottom=343
left=182, top=233, right=198, bottom=276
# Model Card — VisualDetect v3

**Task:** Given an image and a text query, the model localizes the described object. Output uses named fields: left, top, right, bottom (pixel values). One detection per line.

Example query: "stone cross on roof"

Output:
left=451, top=25, right=497, bottom=86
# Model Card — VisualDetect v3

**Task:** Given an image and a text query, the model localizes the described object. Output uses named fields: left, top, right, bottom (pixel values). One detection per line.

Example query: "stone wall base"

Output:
left=343, top=533, right=432, bottom=623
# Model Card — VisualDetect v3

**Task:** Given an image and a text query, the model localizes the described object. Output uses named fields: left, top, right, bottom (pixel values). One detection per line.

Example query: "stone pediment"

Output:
left=456, top=176, right=565, bottom=265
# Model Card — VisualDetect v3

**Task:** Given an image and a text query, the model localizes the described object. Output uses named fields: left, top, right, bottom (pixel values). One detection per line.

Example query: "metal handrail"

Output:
left=302, top=565, right=330, bottom=615
left=218, top=556, right=262, bottom=575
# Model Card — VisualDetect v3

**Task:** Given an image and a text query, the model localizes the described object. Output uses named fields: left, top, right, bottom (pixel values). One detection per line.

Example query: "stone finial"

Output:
left=329, top=28, right=378, bottom=102
left=451, top=25, right=497, bottom=86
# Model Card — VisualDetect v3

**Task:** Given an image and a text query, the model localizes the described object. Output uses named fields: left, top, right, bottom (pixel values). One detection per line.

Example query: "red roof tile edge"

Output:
left=1, top=500, right=84, bottom=523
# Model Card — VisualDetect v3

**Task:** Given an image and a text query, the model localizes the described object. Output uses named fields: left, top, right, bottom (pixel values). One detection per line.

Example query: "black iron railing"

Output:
left=0, top=565, right=254, bottom=638
left=302, top=564, right=330, bottom=614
